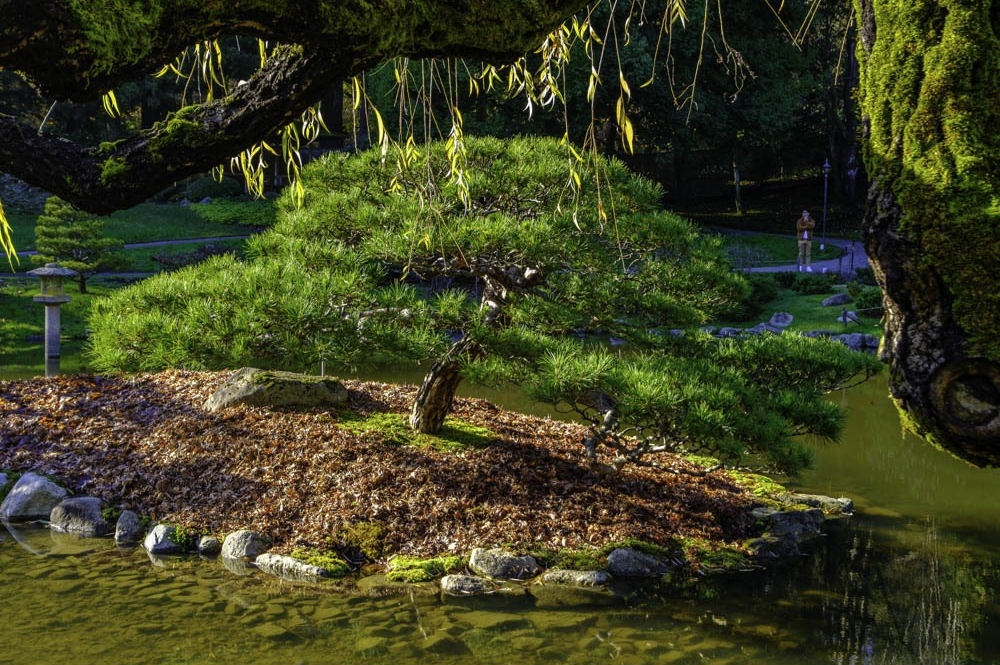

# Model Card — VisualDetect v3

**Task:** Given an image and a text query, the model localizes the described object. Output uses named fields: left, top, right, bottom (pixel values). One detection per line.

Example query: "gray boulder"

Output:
left=768, top=312, right=794, bottom=328
left=605, top=547, right=672, bottom=577
left=144, top=524, right=184, bottom=555
left=115, top=510, right=144, bottom=544
left=440, top=574, right=495, bottom=595
left=541, top=569, right=611, bottom=587
left=254, top=552, right=331, bottom=582
left=468, top=548, right=541, bottom=580
left=204, top=367, right=348, bottom=411
left=747, top=506, right=825, bottom=559
left=777, top=492, right=853, bottom=515
left=221, top=529, right=271, bottom=559
left=821, top=293, right=853, bottom=307
left=0, top=472, right=69, bottom=522
left=50, top=497, right=108, bottom=537
left=197, top=535, right=222, bottom=556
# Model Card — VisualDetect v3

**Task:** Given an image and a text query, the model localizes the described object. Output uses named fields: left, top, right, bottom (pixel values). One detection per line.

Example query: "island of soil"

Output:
left=0, top=370, right=800, bottom=574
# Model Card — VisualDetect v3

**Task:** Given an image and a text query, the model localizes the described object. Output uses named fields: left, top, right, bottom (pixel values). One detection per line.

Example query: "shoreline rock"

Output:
left=0, top=463, right=853, bottom=602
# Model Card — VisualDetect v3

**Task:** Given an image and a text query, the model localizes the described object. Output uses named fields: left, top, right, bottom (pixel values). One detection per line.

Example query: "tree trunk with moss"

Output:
left=853, top=0, right=1000, bottom=465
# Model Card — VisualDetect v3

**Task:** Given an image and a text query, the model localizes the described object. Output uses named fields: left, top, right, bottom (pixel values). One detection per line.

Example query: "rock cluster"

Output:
left=697, top=311, right=880, bottom=352
left=0, top=470, right=852, bottom=599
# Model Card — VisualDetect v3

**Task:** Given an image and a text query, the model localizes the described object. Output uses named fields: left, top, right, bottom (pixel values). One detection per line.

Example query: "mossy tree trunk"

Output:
left=853, top=0, right=1000, bottom=465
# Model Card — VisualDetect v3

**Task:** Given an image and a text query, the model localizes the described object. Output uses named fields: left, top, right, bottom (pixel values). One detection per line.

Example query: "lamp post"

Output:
left=820, top=158, right=831, bottom=251
left=27, top=262, right=78, bottom=378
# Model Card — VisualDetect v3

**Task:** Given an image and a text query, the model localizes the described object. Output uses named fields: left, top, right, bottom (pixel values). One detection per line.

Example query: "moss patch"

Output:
left=386, top=555, right=463, bottom=582
left=339, top=412, right=496, bottom=451
left=290, top=548, right=352, bottom=577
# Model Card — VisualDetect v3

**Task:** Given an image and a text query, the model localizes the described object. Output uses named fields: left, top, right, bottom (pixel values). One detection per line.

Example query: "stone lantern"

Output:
left=27, top=262, right=78, bottom=377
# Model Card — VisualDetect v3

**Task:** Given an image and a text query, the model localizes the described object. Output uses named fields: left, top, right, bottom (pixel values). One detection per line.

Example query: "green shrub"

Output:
left=724, top=273, right=779, bottom=321
left=185, top=175, right=244, bottom=201
left=853, top=267, right=878, bottom=286
left=852, top=285, right=884, bottom=317
left=789, top=272, right=837, bottom=295
left=190, top=200, right=276, bottom=228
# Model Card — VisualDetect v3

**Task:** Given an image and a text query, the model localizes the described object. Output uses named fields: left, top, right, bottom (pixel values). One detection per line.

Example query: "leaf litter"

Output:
left=0, top=370, right=761, bottom=559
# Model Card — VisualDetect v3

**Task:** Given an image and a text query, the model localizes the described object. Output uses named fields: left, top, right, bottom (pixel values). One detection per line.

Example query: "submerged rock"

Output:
left=440, top=574, right=494, bottom=595
left=541, top=569, right=611, bottom=587
left=254, top=552, right=331, bottom=582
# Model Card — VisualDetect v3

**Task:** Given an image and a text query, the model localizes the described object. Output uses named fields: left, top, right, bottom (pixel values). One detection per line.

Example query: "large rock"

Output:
left=440, top=574, right=495, bottom=596
left=144, top=524, right=185, bottom=555
left=468, top=548, right=541, bottom=580
left=768, top=312, right=794, bottom=328
left=204, top=367, right=348, bottom=411
left=254, top=552, right=331, bottom=582
left=115, top=510, right=144, bottom=544
left=221, top=529, right=271, bottom=559
left=49, top=497, right=108, bottom=537
left=821, top=293, right=853, bottom=307
left=0, top=472, right=69, bottom=522
left=605, top=547, right=672, bottom=577
left=746, top=506, right=826, bottom=559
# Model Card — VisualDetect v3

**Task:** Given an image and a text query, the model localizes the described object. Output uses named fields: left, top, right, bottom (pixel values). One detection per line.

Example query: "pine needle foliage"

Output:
left=88, top=135, right=880, bottom=472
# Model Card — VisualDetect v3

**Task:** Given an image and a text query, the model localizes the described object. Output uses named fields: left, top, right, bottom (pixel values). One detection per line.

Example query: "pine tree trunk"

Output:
left=854, top=0, right=1000, bottom=465
left=409, top=338, right=477, bottom=434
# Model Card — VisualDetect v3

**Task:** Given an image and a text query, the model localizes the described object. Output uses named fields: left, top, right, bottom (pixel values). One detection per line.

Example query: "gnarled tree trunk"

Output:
left=854, top=0, right=1000, bottom=465
left=410, top=337, right=479, bottom=434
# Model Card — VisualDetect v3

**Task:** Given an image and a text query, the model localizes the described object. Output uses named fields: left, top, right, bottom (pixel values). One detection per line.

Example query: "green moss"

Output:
left=290, top=548, right=352, bottom=577
left=67, top=0, right=163, bottom=79
left=548, top=548, right=605, bottom=571
left=724, top=469, right=787, bottom=499
left=385, top=555, right=463, bottom=582
left=339, top=412, right=495, bottom=451
left=338, top=521, right=387, bottom=561
left=599, top=537, right=679, bottom=560
left=100, top=157, right=129, bottom=186
left=679, top=537, right=750, bottom=572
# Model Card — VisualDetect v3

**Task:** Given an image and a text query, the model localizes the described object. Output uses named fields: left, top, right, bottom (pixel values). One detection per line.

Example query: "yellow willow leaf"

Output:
left=352, top=77, right=362, bottom=111
left=622, top=116, right=635, bottom=154
left=102, top=90, right=121, bottom=117
left=0, top=201, right=17, bottom=269
left=619, top=71, right=631, bottom=100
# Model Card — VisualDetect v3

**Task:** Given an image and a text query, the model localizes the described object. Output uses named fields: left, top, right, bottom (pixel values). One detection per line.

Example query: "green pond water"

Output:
left=2, top=373, right=1000, bottom=664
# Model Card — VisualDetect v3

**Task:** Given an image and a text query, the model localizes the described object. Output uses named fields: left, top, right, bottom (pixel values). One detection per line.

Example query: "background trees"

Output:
left=32, top=197, right=124, bottom=293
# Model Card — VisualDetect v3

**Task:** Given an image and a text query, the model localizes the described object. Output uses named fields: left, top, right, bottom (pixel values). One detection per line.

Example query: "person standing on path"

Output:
left=796, top=210, right=816, bottom=271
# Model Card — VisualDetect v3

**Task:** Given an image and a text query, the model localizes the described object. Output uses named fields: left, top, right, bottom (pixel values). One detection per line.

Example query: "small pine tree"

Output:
left=33, top=196, right=124, bottom=293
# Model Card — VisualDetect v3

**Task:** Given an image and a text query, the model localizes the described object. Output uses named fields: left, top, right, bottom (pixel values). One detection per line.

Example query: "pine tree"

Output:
left=33, top=196, right=124, bottom=293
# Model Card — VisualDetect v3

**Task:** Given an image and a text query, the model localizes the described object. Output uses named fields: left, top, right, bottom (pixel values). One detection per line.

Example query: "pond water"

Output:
left=2, top=374, right=999, bottom=665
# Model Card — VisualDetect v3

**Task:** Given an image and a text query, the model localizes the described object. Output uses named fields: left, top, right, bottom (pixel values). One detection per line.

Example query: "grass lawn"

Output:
left=125, top=238, right=246, bottom=272
left=715, top=284, right=883, bottom=335
left=718, top=232, right=843, bottom=267
left=6, top=201, right=262, bottom=255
